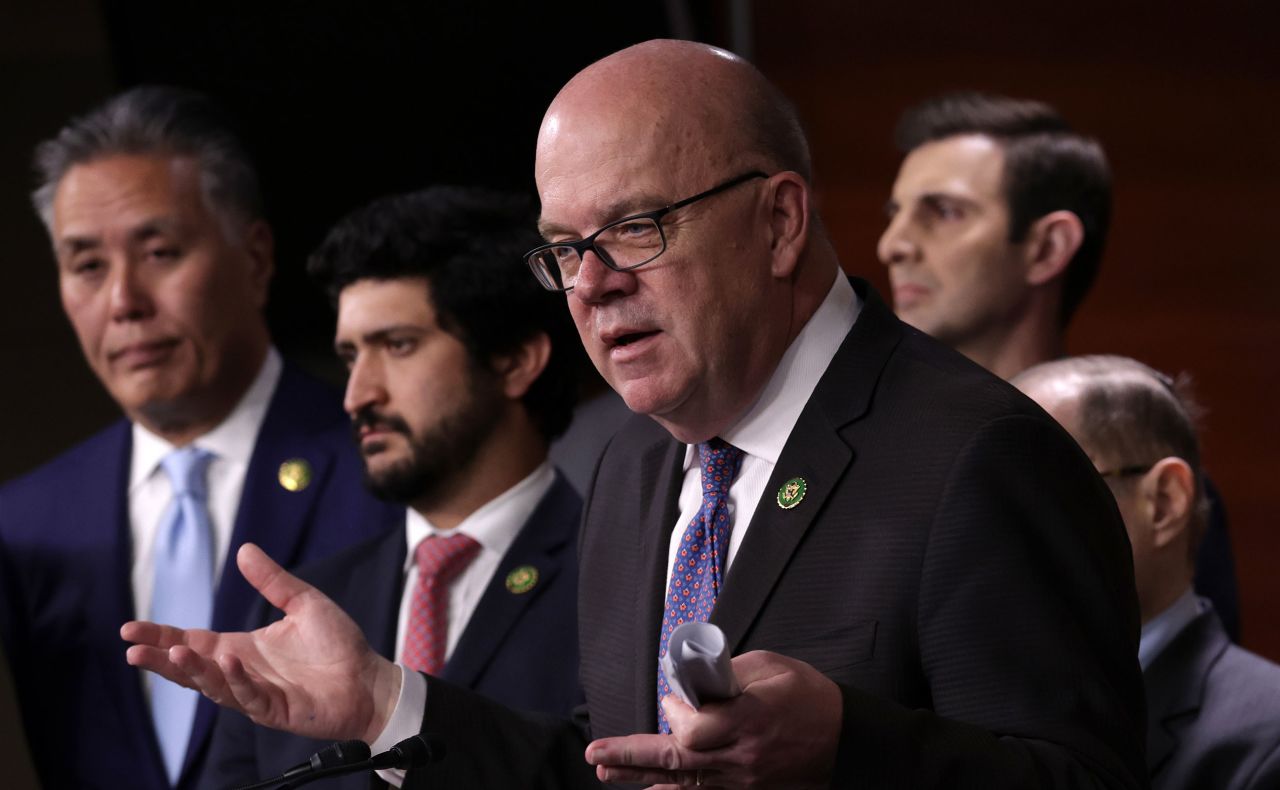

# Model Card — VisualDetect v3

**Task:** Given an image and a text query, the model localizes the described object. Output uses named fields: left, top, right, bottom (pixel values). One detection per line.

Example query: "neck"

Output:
left=413, top=411, right=548, bottom=532
left=1141, top=577, right=1195, bottom=626
left=958, top=299, right=1064, bottom=381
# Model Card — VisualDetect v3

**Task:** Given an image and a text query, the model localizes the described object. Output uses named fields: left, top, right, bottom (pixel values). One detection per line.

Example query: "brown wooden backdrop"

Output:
left=753, top=1, right=1280, bottom=659
left=3, top=2, right=1277, bottom=660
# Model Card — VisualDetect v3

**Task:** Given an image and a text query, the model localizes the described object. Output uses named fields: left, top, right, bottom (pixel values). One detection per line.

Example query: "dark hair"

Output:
left=1016, top=355, right=1209, bottom=563
left=32, top=85, right=263, bottom=237
left=308, top=186, right=580, bottom=441
left=895, top=92, right=1111, bottom=325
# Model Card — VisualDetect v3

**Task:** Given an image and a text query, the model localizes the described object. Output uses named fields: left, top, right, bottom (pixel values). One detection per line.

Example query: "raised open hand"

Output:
left=121, top=542, right=402, bottom=745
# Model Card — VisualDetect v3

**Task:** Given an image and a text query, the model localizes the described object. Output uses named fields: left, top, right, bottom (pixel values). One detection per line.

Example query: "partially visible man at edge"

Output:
left=124, top=41, right=1147, bottom=789
left=877, top=91, right=1240, bottom=641
left=1015, top=356, right=1280, bottom=789
left=0, top=86, right=399, bottom=790
left=201, top=187, right=585, bottom=788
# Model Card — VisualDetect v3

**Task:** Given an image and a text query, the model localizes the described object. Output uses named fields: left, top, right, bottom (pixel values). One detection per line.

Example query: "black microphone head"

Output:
left=388, top=734, right=446, bottom=769
left=309, top=739, right=371, bottom=770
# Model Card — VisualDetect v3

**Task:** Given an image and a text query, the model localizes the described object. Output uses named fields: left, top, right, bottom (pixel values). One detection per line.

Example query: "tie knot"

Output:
left=415, top=533, right=481, bottom=581
left=160, top=446, right=215, bottom=501
left=697, top=438, right=744, bottom=499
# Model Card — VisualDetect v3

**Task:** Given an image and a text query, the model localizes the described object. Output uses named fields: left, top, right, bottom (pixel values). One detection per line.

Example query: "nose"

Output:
left=343, top=353, right=387, bottom=417
left=571, top=248, right=637, bottom=306
left=108, top=260, right=155, bottom=322
left=877, top=214, right=917, bottom=268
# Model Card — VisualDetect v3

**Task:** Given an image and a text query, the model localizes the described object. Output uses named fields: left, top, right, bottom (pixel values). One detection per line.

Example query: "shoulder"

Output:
left=0, top=419, right=129, bottom=520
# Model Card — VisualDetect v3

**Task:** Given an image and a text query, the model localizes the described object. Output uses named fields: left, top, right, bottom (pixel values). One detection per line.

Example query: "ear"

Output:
left=765, top=172, right=811, bottom=279
left=1022, top=210, right=1083, bottom=287
left=491, top=331, right=552, bottom=401
left=242, top=219, right=276, bottom=308
left=1144, top=456, right=1195, bottom=551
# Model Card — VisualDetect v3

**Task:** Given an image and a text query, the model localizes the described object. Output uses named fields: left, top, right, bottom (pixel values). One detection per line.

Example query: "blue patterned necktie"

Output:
left=149, top=446, right=215, bottom=783
left=656, top=438, right=745, bottom=733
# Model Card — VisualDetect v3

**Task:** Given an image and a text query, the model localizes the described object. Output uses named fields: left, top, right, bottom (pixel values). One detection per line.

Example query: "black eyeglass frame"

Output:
left=524, top=170, right=769, bottom=292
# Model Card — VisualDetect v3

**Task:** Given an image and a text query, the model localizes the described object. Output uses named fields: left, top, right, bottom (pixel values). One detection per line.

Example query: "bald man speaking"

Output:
left=125, top=41, right=1146, bottom=789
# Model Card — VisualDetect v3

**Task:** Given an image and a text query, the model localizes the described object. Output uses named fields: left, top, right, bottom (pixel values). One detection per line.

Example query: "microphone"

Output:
left=263, top=734, right=446, bottom=789
left=233, top=740, right=370, bottom=790
left=368, top=734, right=447, bottom=770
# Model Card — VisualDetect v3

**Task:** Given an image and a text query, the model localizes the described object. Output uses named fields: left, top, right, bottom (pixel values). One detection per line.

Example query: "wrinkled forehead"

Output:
left=535, top=95, right=738, bottom=235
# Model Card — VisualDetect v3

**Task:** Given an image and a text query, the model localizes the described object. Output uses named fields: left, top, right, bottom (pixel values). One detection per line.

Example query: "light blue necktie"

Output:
left=149, top=446, right=215, bottom=784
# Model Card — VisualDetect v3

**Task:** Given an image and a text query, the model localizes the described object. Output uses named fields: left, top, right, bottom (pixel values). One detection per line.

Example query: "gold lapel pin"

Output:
left=505, top=565, right=539, bottom=594
left=278, top=458, right=313, bottom=492
left=776, top=476, right=807, bottom=509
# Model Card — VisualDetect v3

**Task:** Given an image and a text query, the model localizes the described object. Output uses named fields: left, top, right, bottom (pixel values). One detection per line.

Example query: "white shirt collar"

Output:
left=684, top=271, right=860, bottom=469
left=1138, top=587, right=1205, bottom=671
left=402, top=462, right=556, bottom=573
left=129, top=348, right=282, bottom=490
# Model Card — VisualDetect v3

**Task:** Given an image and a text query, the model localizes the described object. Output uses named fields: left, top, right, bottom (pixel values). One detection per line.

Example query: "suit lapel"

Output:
left=629, top=436, right=686, bottom=733
left=189, top=365, right=342, bottom=782
left=338, top=529, right=407, bottom=659
left=1143, top=609, right=1228, bottom=775
left=714, top=280, right=903, bottom=653
left=91, top=423, right=174, bottom=787
left=442, top=476, right=579, bottom=689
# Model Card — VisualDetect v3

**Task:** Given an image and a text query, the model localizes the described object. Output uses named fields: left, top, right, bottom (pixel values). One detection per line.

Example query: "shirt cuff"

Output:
left=370, top=664, right=428, bottom=787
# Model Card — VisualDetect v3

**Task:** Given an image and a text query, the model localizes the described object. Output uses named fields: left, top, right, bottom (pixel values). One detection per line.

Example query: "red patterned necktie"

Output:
left=402, top=533, right=481, bottom=675
left=656, top=438, right=745, bottom=732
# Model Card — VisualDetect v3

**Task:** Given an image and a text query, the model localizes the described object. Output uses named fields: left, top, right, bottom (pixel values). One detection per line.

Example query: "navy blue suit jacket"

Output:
left=200, top=472, right=583, bottom=790
left=1146, top=605, right=1280, bottom=789
left=0, top=363, right=402, bottom=790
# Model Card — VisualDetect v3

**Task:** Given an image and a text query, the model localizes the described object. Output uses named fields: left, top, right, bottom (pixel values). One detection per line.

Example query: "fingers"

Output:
left=587, top=734, right=716, bottom=786
left=237, top=542, right=311, bottom=613
left=729, top=649, right=792, bottom=686
left=662, top=696, right=735, bottom=751
left=219, top=652, right=279, bottom=723
left=121, top=620, right=189, bottom=649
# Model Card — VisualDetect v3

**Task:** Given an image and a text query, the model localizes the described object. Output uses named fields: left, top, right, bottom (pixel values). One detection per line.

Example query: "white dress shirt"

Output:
left=377, top=273, right=861, bottom=777
left=129, top=348, right=281, bottom=622
left=394, top=462, right=556, bottom=663
left=666, top=271, right=859, bottom=581
left=1138, top=587, right=1205, bottom=671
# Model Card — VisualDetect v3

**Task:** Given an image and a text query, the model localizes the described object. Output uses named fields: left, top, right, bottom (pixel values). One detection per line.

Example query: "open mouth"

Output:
left=613, top=330, right=658, bottom=347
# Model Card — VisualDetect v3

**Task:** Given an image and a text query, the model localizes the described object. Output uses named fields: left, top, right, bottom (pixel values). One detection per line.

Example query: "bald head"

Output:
left=532, top=40, right=833, bottom=442
left=537, top=40, right=809, bottom=194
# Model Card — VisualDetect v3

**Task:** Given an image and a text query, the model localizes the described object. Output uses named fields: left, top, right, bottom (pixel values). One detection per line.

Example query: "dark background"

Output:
left=2, top=1, right=1277, bottom=659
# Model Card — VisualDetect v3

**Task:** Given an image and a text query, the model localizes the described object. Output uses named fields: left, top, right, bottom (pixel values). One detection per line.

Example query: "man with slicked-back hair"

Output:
left=0, top=86, right=398, bottom=790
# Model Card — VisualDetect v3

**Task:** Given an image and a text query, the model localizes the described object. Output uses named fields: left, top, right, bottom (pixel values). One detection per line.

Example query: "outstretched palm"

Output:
left=122, top=542, right=401, bottom=744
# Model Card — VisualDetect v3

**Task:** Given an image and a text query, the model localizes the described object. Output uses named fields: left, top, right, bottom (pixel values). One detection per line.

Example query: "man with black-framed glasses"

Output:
left=125, top=39, right=1146, bottom=789
left=1016, top=355, right=1280, bottom=789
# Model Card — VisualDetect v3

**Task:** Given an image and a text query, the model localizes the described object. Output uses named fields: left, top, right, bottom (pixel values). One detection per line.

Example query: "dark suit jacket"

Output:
left=199, top=472, right=584, bottom=790
left=1146, top=605, right=1280, bottom=789
left=409, top=280, right=1147, bottom=788
left=0, top=363, right=401, bottom=790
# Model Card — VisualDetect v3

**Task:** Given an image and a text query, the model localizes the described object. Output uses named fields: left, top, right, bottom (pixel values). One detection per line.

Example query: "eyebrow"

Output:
left=55, top=218, right=185, bottom=257
left=333, top=324, right=427, bottom=353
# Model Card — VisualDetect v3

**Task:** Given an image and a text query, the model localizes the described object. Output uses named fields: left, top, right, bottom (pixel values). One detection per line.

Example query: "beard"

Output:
left=351, top=364, right=505, bottom=508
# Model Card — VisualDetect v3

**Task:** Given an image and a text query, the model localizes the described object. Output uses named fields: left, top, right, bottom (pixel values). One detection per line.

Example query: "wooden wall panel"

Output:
left=754, top=1, right=1280, bottom=658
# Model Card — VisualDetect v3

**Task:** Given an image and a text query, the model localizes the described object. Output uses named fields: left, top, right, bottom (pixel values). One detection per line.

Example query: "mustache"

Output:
left=351, top=408, right=412, bottom=440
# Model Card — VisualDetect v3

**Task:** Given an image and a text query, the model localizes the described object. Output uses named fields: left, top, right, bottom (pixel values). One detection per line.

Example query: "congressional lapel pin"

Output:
left=277, top=459, right=312, bottom=492
left=505, top=565, right=539, bottom=594
left=776, top=477, right=807, bottom=510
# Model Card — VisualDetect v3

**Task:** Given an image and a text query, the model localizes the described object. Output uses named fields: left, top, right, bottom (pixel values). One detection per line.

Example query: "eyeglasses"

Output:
left=1097, top=463, right=1155, bottom=479
left=524, top=170, right=768, bottom=292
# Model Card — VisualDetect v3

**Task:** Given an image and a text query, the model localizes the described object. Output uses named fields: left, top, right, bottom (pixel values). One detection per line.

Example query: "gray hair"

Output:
left=1015, top=354, right=1210, bottom=560
left=31, top=85, right=263, bottom=237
